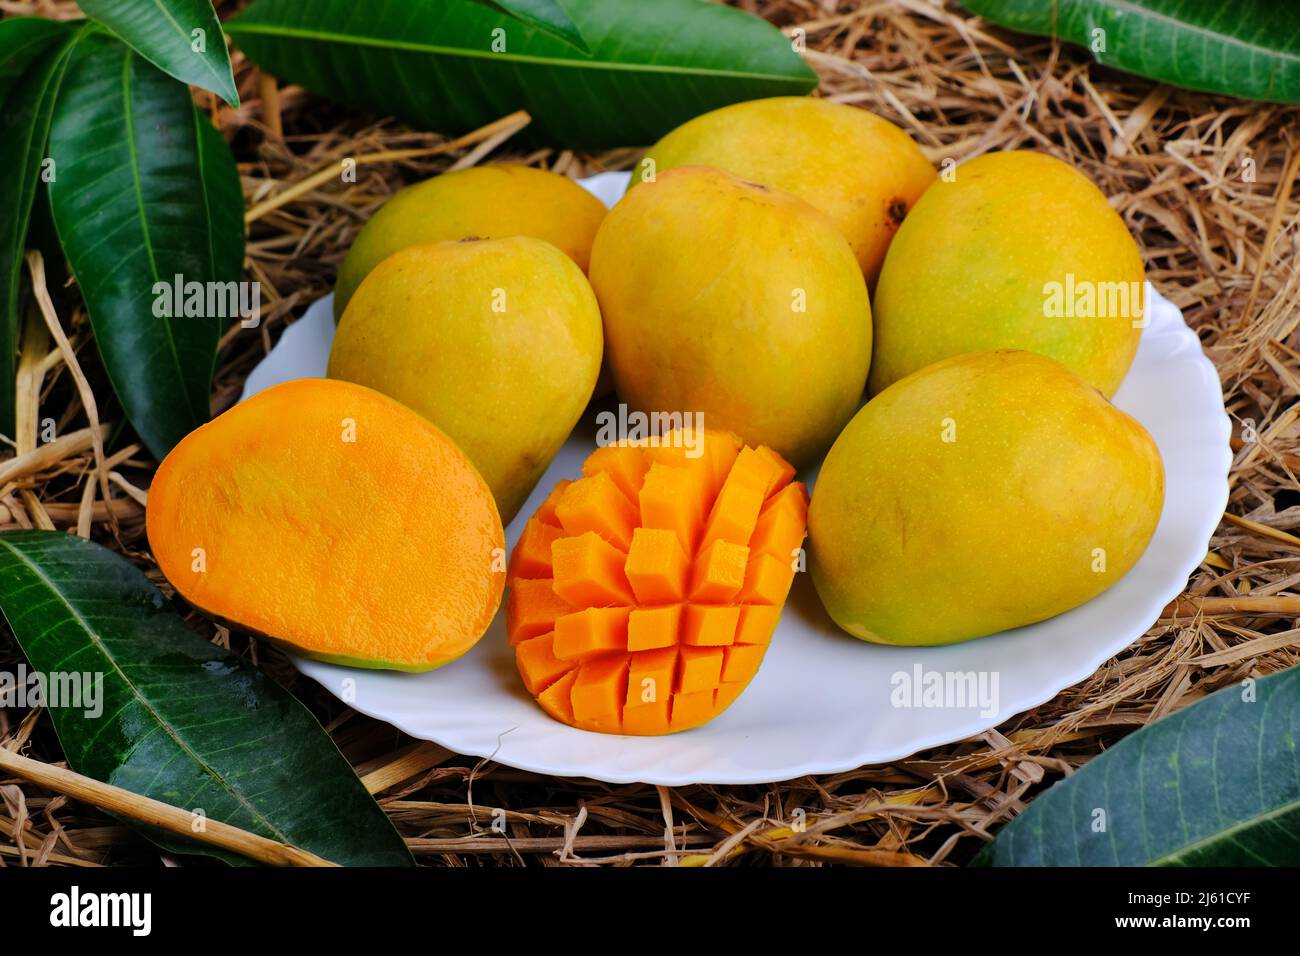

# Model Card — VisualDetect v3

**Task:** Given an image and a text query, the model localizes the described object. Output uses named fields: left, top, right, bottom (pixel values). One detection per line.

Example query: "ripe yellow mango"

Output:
left=333, top=164, right=606, bottom=319
left=870, top=150, right=1144, bottom=397
left=328, top=236, right=603, bottom=524
left=808, top=350, right=1164, bottom=646
left=634, top=97, right=935, bottom=283
left=590, top=165, right=871, bottom=468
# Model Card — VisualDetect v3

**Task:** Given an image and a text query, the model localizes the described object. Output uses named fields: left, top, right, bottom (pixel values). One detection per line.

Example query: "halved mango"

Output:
left=507, top=430, right=808, bottom=735
left=147, top=378, right=505, bottom=671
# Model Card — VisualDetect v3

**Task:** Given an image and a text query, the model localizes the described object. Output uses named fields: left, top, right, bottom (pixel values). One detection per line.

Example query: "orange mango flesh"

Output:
left=147, top=378, right=505, bottom=671
left=506, top=430, right=808, bottom=735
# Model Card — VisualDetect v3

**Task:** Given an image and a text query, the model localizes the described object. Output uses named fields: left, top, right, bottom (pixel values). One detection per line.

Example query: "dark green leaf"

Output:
left=48, top=32, right=245, bottom=460
left=961, top=0, right=1300, bottom=103
left=0, top=19, right=78, bottom=437
left=78, top=0, right=239, bottom=105
left=0, top=16, right=71, bottom=103
left=27, top=184, right=70, bottom=312
left=195, top=107, right=247, bottom=284
left=0, top=530, right=413, bottom=867
left=226, top=0, right=818, bottom=148
left=478, top=0, right=589, bottom=51
left=975, top=666, right=1300, bottom=865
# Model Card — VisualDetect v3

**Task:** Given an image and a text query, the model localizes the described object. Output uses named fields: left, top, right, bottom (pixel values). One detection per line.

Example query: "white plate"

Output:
left=241, top=171, right=1230, bottom=785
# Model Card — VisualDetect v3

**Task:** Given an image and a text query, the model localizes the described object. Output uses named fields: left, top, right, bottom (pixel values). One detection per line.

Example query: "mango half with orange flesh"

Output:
left=506, top=430, right=808, bottom=735
left=147, top=378, right=505, bottom=671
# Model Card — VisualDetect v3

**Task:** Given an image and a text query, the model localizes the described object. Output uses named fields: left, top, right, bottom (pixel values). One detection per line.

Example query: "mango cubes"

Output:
left=506, top=431, right=808, bottom=735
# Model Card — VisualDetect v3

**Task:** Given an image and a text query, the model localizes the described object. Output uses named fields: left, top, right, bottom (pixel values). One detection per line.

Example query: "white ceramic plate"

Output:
left=241, top=171, right=1230, bottom=785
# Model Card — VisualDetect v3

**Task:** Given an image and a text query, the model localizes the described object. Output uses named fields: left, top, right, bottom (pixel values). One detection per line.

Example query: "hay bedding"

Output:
left=0, top=0, right=1296, bottom=867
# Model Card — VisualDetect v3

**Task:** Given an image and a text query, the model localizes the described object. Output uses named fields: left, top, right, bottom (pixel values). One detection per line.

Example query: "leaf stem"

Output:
left=0, top=745, right=338, bottom=867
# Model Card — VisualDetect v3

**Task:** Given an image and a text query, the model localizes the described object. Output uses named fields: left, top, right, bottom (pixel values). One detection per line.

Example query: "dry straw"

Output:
left=0, top=0, right=1297, bottom=866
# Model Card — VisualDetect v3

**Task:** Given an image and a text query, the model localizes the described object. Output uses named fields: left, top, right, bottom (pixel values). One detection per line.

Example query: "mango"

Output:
left=333, top=164, right=606, bottom=319
left=869, top=150, right=1144, bottom=397
left=147, top=378, right=505, bottom=671
left=590, top=165, right=871, bottom=468
left=328, top=235, right=603, bottom=524
left=506, top=430, right=808, bottom=735
left=634, top=97, right=935, bottom=283
left=808, top=350, right=1164, bottom=646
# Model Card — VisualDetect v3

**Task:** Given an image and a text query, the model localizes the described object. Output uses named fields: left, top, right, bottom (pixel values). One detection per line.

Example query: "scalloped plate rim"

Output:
left=244, top=170, right=1230, bottom=785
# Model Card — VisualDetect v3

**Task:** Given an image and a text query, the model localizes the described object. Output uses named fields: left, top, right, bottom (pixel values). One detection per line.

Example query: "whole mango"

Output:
left=808, top=350, right=1164, bottom=646
left=590, top=165, right=871, bottom=468
left=329, top=236, right=603, bottom=524
left=334, top=164, right=606, bottom=319
left=869, top=150, right=1144, bottom=397
left=634, top=97, right=935, bottom=283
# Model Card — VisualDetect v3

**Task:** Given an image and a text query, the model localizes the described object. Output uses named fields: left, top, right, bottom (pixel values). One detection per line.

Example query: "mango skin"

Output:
left=590, top=165, right=871, bottom=468
left=328, top=236, right=603, bottom=524
left=334, top=164, right=606, bottom=319
left=808, top=350, right=1164, bottom=646
left=634, top=97, right=935, bottom=284
left=869, top=150, right=1144, bottom=397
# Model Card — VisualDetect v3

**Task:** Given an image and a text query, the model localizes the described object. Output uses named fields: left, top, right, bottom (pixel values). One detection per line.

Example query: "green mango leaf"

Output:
left=0, top=17, right=70, bottom=103
left=0, top=530, right=413, bottom=867
left=961, top=0, right=1300, bottom=103
left=196, top=104, right=247, bottom=284
left=226, top=0, right=818, bottom=148
left=478, top=0, right=589, bottom=51
left=78, top=0, right=239, bottom=106
left=48, top=31, right=245, bottom=460
left=975, top=666, right=1300, bottom=865
left=0, top=19, right=77, bottom=437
